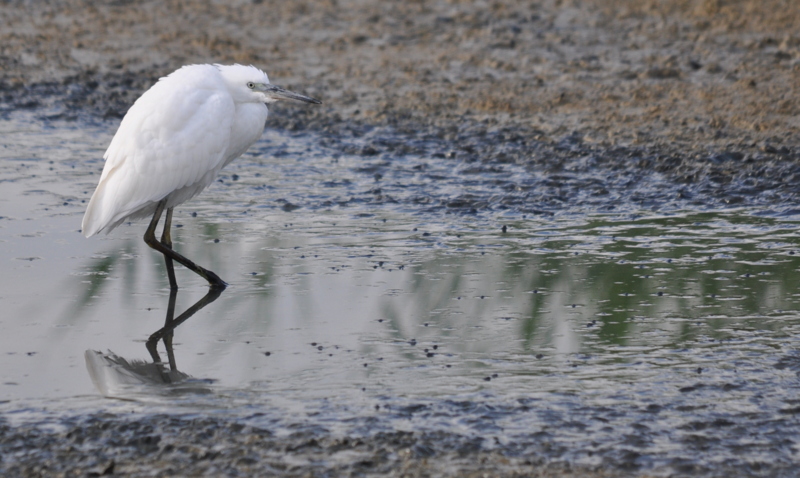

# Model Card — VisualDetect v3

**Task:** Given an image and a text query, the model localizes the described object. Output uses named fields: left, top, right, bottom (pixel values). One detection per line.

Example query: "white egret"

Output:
left=82, top=64, right=321, bottom=290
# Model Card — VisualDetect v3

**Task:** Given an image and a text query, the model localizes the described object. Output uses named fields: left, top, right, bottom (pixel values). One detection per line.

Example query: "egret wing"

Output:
left=83, top=68, right=235, bottom=236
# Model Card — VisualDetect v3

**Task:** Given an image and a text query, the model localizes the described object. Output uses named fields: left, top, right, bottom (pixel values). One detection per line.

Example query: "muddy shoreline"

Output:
left=6, top=68, right=800, bottom=216
left=0, top=412, right=630, bottom=478
left=3, top=1, right=800, bottom=214
left=3, top=1, right=800, bottom=476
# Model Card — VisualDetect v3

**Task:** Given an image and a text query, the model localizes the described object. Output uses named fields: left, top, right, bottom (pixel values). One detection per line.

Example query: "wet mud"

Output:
left=0, top=414, right=623, bottom=478
left=3, top=0, right=800, bottom=477
left=3, top=0, right=800, bottom=212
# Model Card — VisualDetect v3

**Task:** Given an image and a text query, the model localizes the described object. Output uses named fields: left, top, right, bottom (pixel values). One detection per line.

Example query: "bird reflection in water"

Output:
left=85, top=286, right=222, bottom=399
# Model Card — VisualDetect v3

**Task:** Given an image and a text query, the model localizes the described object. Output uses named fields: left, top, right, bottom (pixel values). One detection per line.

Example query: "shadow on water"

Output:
left=85, top=286, right=223, bottom=399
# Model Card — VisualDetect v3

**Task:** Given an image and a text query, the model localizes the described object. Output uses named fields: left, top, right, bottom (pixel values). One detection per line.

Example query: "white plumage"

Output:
left=82, top=64, right=320, bottom=288
left=86, top=65, right=258, bottom=235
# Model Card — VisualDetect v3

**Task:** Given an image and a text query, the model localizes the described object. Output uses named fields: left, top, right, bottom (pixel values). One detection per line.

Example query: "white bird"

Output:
left=82, top=64, right=321, bottom=289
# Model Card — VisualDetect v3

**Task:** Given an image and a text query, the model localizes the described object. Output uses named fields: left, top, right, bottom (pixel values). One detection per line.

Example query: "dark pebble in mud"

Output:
left=87, top=461, right=115, bottom=477
left=679, top=384, right=705, bottom=393
left=281, top=202, right=301, bottom=212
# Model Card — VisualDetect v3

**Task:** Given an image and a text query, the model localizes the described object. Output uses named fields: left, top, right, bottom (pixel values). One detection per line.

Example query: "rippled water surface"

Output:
left=2, top=112, right=800, bottom=475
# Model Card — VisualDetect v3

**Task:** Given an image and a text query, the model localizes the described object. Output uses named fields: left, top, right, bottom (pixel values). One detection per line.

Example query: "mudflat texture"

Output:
left=2, top=1, right=800, bottom=476
left=2, top=0, right=800, bottom=141
left=4, top=0, right=800, bottom=205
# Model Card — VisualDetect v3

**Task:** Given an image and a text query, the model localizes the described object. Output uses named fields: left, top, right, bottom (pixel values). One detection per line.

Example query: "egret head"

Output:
left=218, top=64, right=321, bottom=105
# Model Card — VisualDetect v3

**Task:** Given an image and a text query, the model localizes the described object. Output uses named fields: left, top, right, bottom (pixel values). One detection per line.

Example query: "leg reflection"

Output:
left=146, top=286, right=224, bottom=374
left=85, top=286, right=225, bottom=398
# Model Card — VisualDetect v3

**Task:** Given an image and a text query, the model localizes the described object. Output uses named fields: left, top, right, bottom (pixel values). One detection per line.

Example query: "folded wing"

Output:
left=82, top=66, right=235, bottom=237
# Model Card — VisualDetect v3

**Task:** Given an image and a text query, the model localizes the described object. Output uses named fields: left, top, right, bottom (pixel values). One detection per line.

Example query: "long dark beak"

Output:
left=264, top=84, right=321, bottom=104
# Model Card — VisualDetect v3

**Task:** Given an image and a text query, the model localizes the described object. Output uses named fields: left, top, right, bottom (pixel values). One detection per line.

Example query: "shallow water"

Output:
left=2, top=112, right=800, bottom=475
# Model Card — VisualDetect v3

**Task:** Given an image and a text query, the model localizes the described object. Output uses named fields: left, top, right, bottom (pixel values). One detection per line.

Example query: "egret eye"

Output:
left=247, top=82, right=255, bottom=89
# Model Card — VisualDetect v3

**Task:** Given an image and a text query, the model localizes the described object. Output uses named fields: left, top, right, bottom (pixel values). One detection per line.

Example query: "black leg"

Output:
left=144, top=199, right=227, bottom=290
left=163, top=286, right=178, bottom=371
left=160, top=207, right=178, bottom=290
